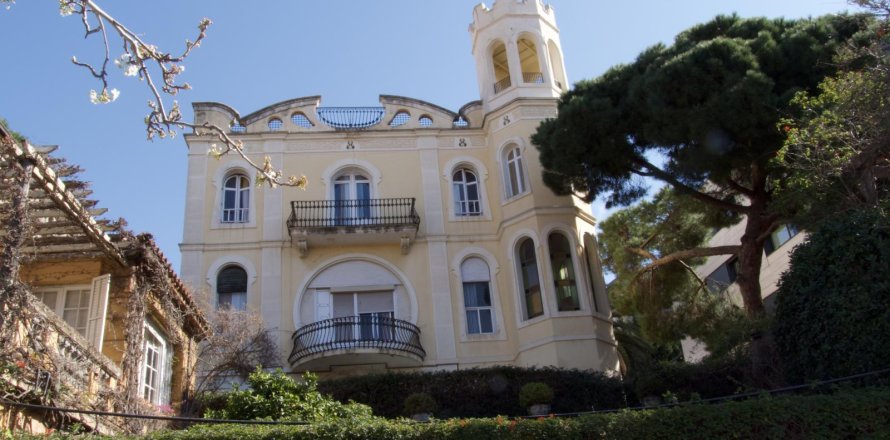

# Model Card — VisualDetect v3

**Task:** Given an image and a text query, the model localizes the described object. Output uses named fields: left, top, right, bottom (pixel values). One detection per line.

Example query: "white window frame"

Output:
left=211, top=162, right=257, bottom=229
left=452, top=168, right=482, bottom=217
left=221, top=172, right=250, bottom=224
left=140, top=321, right=170, bottom=406
left=460, top=257, right=495, bottom=335
left=32, top=277, right=110, bottom=349
left=216, top=265, right=248, bottom=311
left=443, top=157, right=491, bottom=222
left=501, top=144, right=529, bottom=200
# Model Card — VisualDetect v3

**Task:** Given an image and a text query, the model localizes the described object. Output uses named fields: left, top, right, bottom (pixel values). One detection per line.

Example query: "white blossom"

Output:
left=58, top=0, right=74, bottom=16
left=115, top=54, right=139, bottom=76
left=89, top=88, right=120, bottom=104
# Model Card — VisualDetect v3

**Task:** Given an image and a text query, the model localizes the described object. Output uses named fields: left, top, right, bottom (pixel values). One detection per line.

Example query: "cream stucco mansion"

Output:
left=179, top=0, right=618, bottom=376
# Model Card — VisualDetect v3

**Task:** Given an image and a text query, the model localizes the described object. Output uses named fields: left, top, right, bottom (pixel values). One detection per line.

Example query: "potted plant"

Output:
left=403, top=392, right=437, bottom=422
left=519, top=382, right=554, bottom=416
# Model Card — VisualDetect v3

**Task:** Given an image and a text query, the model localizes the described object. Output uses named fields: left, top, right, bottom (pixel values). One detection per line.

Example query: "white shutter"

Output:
left=86, top=274, right=111, bottom=351
left=315, top=289, right=332, bottom=321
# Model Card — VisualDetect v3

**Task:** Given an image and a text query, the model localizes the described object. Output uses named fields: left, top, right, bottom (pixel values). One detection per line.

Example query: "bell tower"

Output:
left=469, top=0, right=568, bottom=113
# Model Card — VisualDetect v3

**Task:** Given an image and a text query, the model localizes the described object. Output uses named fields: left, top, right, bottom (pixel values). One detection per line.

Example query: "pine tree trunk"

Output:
left=735, top=175, right=779, bottom=386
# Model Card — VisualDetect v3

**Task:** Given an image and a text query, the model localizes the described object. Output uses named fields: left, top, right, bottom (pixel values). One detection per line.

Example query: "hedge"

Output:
left=774, top=209, right=890, bottom=383
left=316, top=366, right=628, bottom=418
left=140, top=387, right=890, bottom=440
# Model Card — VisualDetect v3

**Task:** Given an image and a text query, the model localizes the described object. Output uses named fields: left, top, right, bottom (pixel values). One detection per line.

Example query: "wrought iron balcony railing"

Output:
left=493, top=77, right=512, bottom=94
left=287, top=198, right=420, bottom=231
left=523, top=72, right=545, bottom=83
left=316, top=107, right=385, bottom=130
left=288, top=315, right=425, bottom=365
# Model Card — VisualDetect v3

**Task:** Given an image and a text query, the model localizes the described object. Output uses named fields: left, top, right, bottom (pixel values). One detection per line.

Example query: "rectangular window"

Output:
left=62, top=288, right=91, bottom=335
left=705, top=257, right=739, bottom=294
left=764, top=224, right=800, bottom=255
left=141, top=323, right=169, bottom=405
left=463, top=282, right=494, bottom=334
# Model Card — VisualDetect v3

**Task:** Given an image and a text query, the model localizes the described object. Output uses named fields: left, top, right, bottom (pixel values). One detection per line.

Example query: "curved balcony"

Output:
left=288, top=316, right=425, bottom=368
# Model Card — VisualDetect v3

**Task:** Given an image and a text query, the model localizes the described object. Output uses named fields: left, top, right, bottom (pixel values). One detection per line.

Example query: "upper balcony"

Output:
left=287, top=198, right=421, bottom=256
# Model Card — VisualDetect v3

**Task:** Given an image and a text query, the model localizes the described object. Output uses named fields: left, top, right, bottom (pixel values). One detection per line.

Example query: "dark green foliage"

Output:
left=774, top=209, right=890, bottom=383
left=628, top=355, right=750, bottom=401
left=145, top=387, right=890, bottom=440
left=205, top=368, right=372, bottom=422
left=532, top=13, right=870, bottom=208
left=518, top=382, right=554, bottom=407
left=316, top=366, right=627, bottom=418
left=403, top=392, right=437, bottom=416
left=600, top=188, right=748, bottom=355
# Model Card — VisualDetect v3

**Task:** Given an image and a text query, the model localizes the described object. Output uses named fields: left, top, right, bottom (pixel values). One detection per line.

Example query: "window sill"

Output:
left=460, top=331, right=507, bottom=343
left=501, top=191, right=531, bottom=207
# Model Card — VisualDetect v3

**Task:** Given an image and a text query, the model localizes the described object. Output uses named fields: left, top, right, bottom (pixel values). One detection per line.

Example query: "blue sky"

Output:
left=0, top=0, right=854, bottom=272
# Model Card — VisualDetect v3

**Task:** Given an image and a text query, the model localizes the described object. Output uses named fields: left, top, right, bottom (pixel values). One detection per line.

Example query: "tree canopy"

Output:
left=532, top=13, right=870, bottom=319
left=599, top=188, right=748, bottom=357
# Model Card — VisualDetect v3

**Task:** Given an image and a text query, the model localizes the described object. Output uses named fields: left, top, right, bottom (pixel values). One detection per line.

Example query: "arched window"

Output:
left=504, top=146, right=527, bottom=198
left=268, top=118, right=283, bottom=131
left=547, top=39, right=567, bottom=90
left=230, top=122, right=246, bottom=133
left=461, top=257, right=494, bottom=334
left=518, top=238, right=543, bottom=319
left=419, top=115, right=433, bottom=127
left=333, top=168, right=371, bottom=224
left=517, top=36, right=543, bottom=83
left=291, top=112, right=313, bottom=128
left=491, top=40, right=511, bottom=93
left=549, top=233, right=580, bottom=311
left=222, top=173, right=250, bottom=223
left=452, top=168, right=481, bottom=216
left=390, top=111, right=410, bottom=127
left=217, top=265, right=247, bottom=310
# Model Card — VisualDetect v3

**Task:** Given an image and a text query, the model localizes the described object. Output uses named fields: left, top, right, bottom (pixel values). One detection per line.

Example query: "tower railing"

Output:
left=522, top=72, right=545, bottom=83
left=493, top=77, right=512, bottom=94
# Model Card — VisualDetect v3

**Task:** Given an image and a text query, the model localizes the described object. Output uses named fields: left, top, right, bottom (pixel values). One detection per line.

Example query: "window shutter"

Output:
left=87, top=274, right=111, bottom=351
left=315, top=289, right=332, bottom=321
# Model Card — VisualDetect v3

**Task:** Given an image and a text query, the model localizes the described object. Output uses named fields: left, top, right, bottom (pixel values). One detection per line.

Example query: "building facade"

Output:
left=180, top=1, right=618, bottom=377
left=683, top=221, right=804, bottom=362
left=0, top=125, right=209, bottom=434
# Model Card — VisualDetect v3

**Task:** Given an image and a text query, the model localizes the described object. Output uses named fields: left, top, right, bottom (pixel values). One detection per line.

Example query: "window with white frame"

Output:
left=504, top=146, right=527, bottom=198
left=222, top=173, right=250, bottom=223
left=452, top=168, right=482, bottom=216
left=518, top=238, right=544, bottom=319
left=141, top=322, right=170, bottom=405
left=549, top=233, right=580, bottom=311
left=461, top=257, right=494, bottom=334
left=32, top=276, right=110, bottom=351
left=333, top=168, right=372, bottom=224
left=217, top=265, right=248, bottom=311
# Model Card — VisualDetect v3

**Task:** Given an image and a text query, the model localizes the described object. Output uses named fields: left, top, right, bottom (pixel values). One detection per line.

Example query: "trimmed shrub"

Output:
left=317, top=366, right=626, bottom=418
left=518, top=382, right=553, bottom=408
left=145, top=387, right=890, bottom=440
left=403, top=392, right=437, bottom=416
left=774, top=209, right=890, bottom=383
left=628, top=354, right=750, bottom=401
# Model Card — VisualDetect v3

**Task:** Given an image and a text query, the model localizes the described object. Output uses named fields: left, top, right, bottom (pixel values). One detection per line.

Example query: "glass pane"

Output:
left=467, top=182, right=479, bottom=202
left=509, top=163, right=520, bottom=196
left=480, top=310, right=493, bottom=333
left=65, top=290, right=82, bottom=308
left=224, top=190, right=236, bottom=210
left=36, top=291, right=57, bottom=310
left=466, top=311, right=480, bottom=334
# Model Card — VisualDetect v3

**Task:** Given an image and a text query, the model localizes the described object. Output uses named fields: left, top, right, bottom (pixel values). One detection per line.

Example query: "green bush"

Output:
left=205, top=367, right=372, bottom=422
left=628, top=354, right=750, bottom=401
left=146, top=387, right=890, bottom=440
left=774, top=209, right=890, bottom=383
left=518, top=382, right=553, bottom=408
left=317, top=366, right=626, bottom=418
left=403, top=392, right=437, bottom=416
